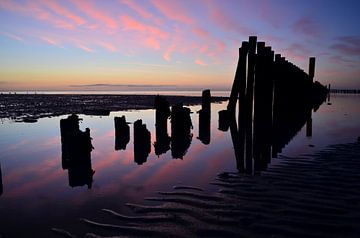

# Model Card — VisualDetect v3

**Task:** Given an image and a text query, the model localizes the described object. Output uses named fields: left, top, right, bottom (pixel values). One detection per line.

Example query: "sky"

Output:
left=0, top=0, right=359, bottom=91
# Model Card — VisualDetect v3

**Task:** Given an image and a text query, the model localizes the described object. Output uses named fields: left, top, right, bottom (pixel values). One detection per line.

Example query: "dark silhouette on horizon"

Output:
left=198, top=89, right=211, bottom=145
left=60, top=114, right=95, bottom=189
left=114, top=116, right=130, bottom=150
left=133, top=119, right=151, bottom=165
left=170, top=103, right=193, bottom=159
left=154, top=95, right=171, bottom=157
left=221, top=36, right=328, bottom=174
left=0, top=163, right=3, bottom=196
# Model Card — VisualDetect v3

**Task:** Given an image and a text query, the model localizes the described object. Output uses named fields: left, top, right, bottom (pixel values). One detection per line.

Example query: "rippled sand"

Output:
left=52, top=142, right=360, bottom=238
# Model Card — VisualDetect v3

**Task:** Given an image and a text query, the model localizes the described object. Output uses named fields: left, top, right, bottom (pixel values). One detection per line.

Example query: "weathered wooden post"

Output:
left=114, top=116, right=130, bottom=150
left=245, top=36, right=257, bottom=173
left=309, top=57, right=316, bottom=82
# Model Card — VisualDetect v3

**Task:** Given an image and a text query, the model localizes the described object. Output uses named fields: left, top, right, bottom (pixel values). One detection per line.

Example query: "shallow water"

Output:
left=0, top=94, right=359, bottom=237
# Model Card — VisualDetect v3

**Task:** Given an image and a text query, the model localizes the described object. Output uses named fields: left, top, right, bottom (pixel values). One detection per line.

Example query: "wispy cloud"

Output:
left=77, top=44, right=94, bottom=53
left=292, top=16, right=321, bottom=38
left=1, top=32, right=24, bottom=42
left=330, top=36, right=360, bottom=56
left=73, top=1, right=118, bottom=29
left=41, top=0, right=86, bottom=25
left=151, top=0, right=194, bottom=24
left=195, top=59, right=207, bottom=66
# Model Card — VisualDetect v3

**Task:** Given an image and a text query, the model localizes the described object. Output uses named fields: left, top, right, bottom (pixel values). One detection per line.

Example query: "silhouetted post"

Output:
left=201, top=89, right=211, bottom=113
left=154, top=95, right=171, bottom=156
left=228, top=42, right=249, bottom=113
left=309, top=57, right=315, bottom=82
left=245, top=36, right=257, bottom=173
left=114, top=116, right=130, bottom=150
left=0, top=163, right=3, bottom=196
left=134, top=119, right=151, bottom=165
left=171, top=104, right=193, bottom=159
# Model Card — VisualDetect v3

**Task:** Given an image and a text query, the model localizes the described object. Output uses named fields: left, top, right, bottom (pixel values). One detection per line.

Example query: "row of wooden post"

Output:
left=220, top=36, right=328, bottom=173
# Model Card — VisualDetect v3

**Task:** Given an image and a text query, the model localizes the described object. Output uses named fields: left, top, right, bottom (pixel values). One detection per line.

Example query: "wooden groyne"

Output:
left=221, top=36, right=328, bottom=173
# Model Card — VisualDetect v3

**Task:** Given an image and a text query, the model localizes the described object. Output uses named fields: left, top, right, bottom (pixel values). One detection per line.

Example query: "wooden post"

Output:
left=245, top=36, right=257, bottom=174
left=228, top=42, right=249, bottom=113
left=309, top=57, right=315, bottom=82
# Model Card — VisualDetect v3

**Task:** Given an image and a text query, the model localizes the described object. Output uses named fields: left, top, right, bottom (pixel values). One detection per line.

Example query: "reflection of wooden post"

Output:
left=0, top=164, right=3, bottom=196
left=306, top=116, right=312, bottom=137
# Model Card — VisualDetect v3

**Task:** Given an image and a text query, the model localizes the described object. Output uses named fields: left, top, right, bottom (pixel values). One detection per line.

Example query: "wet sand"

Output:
left=0, top=94, right=227, bottom=121
left=51, top=142, right=360, bottom=238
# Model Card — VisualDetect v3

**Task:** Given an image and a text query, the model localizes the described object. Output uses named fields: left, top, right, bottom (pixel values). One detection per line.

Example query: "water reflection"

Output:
left=154, top=96, right=171, bottom=157
left=134, top=119, right=151, bottom=165
left=60, top=114, right=95, bottom=188
left=170, top=104, right=193, bottom=159
left=114, top=116, right=130, bottom=150
left=198, top=90, right=211, bottom=145
left=0, top=163, right=3, bottom=196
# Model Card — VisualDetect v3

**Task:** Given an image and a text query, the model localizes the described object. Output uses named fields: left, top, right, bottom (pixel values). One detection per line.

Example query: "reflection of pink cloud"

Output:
left=151, top=0, right=194, bottom=24
left=73, top=0, right=117, bottom=29
left=42, top=0, right=86, bottom=25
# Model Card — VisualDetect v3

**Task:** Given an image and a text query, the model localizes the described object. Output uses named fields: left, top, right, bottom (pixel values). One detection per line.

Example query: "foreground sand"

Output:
left=52, top=142, right=360, bottom=238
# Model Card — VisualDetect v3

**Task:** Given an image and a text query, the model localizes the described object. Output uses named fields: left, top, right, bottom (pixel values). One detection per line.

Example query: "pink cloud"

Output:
left=330, top=36, right=360, bottom=56
left=192, top=27, right=210, bottom=38
left=151, top=0, right=194, bottom=24
left=163, top=43, right=176, bottom=61
left=210, top=5, right=252, bottom=35
left=292, top=16, right=321, bottom=38
left=40, top=36, right=62, bottom=47
left=73, top=0, right=118, bottom=29
left=145, top=37, right=161, bottom=50
left=0, top=0, right=75, bottom=29
left=42, top=0, right=86, bottom=25
left=1, top=32, right=24, bottom=42
left=77, top=44, right=94, bottom=53
left=98, top=41, right=117, bottom=52
left=121, top=0, right=150, bottom=19
left=121, top=15, right=168, bottom=39
left=195, top=59, right=207, bottom=66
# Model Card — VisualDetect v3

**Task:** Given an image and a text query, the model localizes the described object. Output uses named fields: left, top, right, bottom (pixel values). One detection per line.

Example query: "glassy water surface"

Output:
left=0, top=95, right=359, bottom=236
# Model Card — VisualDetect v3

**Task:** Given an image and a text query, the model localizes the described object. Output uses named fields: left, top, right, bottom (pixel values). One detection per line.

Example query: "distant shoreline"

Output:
left=0, top=94, right=228, bottom=121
